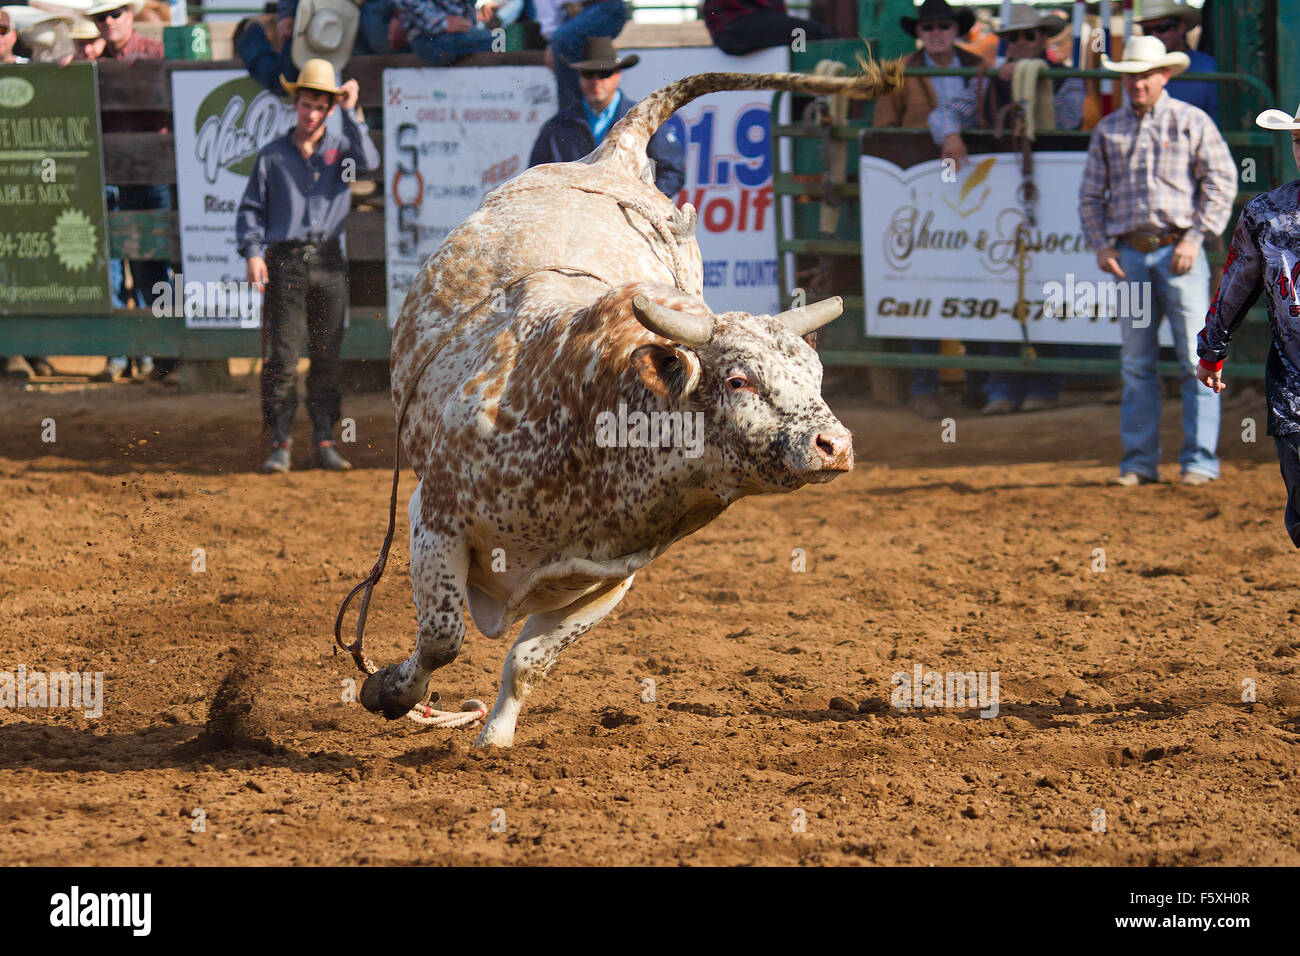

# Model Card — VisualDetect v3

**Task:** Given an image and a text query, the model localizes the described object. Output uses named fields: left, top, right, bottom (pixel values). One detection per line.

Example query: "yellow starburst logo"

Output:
left=51, top=208, right=98, bottom=272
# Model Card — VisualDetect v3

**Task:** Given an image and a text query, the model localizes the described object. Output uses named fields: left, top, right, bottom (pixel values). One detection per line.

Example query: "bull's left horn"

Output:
left=776, top=296, right=844, bottom=337
left=632, top=295, right=714, bottom=346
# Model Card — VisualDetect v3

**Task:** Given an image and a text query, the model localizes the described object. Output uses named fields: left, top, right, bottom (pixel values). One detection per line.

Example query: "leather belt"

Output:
left=268, top=238, right=340, bottom=256
left=1119, top=230, right=1184, bottom=253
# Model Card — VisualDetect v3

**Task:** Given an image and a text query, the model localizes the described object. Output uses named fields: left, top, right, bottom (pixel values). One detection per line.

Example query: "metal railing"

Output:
left=771, top=63, right=1283, bottom=378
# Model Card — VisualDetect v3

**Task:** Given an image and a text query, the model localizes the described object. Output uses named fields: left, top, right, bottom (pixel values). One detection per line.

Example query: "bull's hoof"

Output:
left=359, top=664, right=421, bottom=720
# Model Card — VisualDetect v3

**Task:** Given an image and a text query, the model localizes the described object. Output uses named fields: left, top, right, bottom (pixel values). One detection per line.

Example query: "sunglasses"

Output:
left=1002, top=29, right=1041, bottom=43
left=1144, top=19, right=1182, bottom=34
left=579, top=69, right=616, bottom=80
left=0, top=26, right=9, bottom=35
left=919, top=20, right=956, bottom=33
left=91, top=7, right=129, bottom=23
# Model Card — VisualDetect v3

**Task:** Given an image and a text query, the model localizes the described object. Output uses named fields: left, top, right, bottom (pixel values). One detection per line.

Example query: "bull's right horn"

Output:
left=776, top=296, right=844, bottom=337
left=632, top=295, right=714, bottom=346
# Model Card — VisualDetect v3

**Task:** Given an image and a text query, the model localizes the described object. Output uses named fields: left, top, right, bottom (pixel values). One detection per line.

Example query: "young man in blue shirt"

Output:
left=237, top=59, right=382, bottom=474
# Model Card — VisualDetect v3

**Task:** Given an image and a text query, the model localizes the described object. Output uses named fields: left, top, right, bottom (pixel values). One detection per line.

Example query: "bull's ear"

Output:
left=632, top=344, right=701, bottom=400
left=802, top=331, right=818, bottom=349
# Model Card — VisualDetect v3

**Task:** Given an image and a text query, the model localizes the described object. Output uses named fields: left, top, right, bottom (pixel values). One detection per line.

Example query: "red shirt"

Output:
left=99, top=30, right=163, bottom=64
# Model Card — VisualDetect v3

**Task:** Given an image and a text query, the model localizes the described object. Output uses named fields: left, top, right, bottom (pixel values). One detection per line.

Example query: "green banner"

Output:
left=0, top=63, right=110, bottom=315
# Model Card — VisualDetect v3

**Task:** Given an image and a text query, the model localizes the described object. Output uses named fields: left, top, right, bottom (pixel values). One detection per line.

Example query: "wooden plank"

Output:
left=345, top=211, right=386, bottom=259
left=103, top=133, right=177, bottom=185
left=97, top=59, right=173, bottom=112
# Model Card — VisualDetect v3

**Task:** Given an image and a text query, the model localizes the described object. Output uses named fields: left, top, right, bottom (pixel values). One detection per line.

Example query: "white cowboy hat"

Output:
left=2, top=4, right=71, bottom=30
left=81, top=0, right=146, bottom=16
left=995, top=3, right=1068, bottom=37
left=1101, top=35, right=1190, bottom=77
left=290, top=0, right=361, bottom=73
left=1257, top=104, right=1300, bottom=131
left=68, top=15, right=100, bottom=39
left=1135, top=0, right=1200, bottom=27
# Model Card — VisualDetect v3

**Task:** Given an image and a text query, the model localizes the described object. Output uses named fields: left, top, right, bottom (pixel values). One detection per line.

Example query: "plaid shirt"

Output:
left=1078, top=92, right=1237, bottom=252
left=394, top=0, right=477, bottom=41
left=928, top=69, right=1084, bottom=143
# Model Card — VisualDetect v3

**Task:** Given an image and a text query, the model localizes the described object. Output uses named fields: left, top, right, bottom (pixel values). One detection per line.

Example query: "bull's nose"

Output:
left=814, top=430, right=854, bottom=471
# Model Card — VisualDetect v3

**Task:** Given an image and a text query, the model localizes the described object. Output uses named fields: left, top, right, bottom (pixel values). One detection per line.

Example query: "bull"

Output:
left=345, top=64, right=903, bottom=748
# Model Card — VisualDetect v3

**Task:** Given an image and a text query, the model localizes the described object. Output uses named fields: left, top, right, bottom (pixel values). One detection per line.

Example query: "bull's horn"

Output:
left=632, top=295, right=714, bottom=346
left=776, top=297, right=844, bottom=337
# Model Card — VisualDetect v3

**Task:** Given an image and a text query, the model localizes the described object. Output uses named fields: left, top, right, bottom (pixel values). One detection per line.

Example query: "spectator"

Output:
left=872, top=0, right=986, bottom=420
left=1079, top=36, right=1237, bottom=486
left=702, top=0, right=830, bottom=57
left=237, top=0, right=372, bottom=97
left=0, top=9, right=25, bottom=63
left=1136, top=0, right=1216, bottom=121
left=393, top=0, right=495, bottom=66
left=476, top=0, right=524, bottom=29
left=6, top=6, right=74, bottom=63
left=87, top=0, right=173, bottom=382
left=535, top=0, right=627, bottom=115
left=528, top=37, right=685, bottom=199
left=71, top=16, right=106, bottom=60
left=236, top=59, right=381, bottom=473
left=1197, top=104, right=1300, bottom=542
left=928, top=3, right=1084, bottom=415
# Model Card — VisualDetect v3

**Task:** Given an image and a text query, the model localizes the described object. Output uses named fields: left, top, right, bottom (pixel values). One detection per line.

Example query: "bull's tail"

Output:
left=604, top=56, right=905, bottom=160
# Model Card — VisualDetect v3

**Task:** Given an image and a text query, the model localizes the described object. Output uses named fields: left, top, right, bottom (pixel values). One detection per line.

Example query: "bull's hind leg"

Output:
left=361, top=479, right=469, bottom=719
left=475, top=575, right=634, bottom=748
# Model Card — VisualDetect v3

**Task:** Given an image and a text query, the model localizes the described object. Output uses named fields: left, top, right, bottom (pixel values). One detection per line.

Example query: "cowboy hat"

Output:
left=568, top=36, right=639, bottom=72
left=69, top=15, right=100, bottom=40
left=1101, top=34, right=1190, bottom=76
left=290, top=0, right=360, bottom=73
left=1135, top=0, right=1200, bottom=27
left=995, top=3, right=1067, bottom=37
left=280, top=57, right=345, bottom=99
left=900, top=0, right=974, bottom=38
left=1257, top=103, right=1300, bottom=131
left=81, top=0, right=147, bottom=17
left=2, top=5, right=74, bottom=61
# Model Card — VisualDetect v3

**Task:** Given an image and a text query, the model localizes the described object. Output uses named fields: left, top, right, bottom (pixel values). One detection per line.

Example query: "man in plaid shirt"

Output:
left=394, top=0, right=493, bottom=64
left=1078, top=36, right=1237, bottom=486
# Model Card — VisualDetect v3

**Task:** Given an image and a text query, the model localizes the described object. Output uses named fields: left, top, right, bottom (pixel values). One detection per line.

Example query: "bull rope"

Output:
left=334, top=262, right=626, bottom=729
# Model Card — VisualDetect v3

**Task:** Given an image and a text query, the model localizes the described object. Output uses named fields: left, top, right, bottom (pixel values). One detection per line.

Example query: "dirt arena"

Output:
left=2, top=362, right=1298, bottom=866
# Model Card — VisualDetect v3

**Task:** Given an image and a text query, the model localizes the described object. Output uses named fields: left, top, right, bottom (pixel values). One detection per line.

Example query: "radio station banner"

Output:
left=383, top=66, right=554, bottom=325
left=0, top=64, right=110, bottom=316
left=860, top=152, right=1171, bottom=345
left=622, top=45, right=789, bottom=317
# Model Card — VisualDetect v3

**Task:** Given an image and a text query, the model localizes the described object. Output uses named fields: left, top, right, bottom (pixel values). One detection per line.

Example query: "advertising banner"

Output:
left=0, top=64, right=111, bottom=316
left=859, top=152, right=1171, bottom=345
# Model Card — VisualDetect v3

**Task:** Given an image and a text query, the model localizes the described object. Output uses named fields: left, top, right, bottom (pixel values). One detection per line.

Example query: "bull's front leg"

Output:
left=361, top=479, right=469, bottom=719
left=475, top=575, right=635, bottom=748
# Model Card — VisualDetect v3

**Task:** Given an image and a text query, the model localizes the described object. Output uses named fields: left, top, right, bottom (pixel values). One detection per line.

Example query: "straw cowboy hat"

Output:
left=1102, top=34, right=1190, bottom=76
left=1257, top=103, right=1300, bottom=131
left=900, top=0, right=974, bottom=38
left=995, top=3, right=1067, bottom=36
left=69, top=15, right=100, bottom=39
left=568, top=36, right=639, bottom=72
left=290, top=0, right=361, bottom=73
left=1135, top=0, right=1201, bottom=27
left=280, top=57, right=345, bottom=99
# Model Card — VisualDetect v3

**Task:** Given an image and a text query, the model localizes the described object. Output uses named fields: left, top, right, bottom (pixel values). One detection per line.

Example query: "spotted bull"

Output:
left=355, top=64, right=903, bottom=747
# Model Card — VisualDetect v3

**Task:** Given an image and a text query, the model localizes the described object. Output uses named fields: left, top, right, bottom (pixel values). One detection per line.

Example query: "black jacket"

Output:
left=528, top=92, right=686, bottom=199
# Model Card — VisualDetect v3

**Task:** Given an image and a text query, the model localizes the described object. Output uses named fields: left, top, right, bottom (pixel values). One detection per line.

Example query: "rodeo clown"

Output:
left=1196, top=103, right=1300, bottom=547
left=237, top=58, right=380, bottom=474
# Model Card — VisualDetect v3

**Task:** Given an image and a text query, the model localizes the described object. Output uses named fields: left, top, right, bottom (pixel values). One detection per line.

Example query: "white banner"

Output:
left=622, top=46, right=789, bottom=317
left=382, top=67, right=554, bottom=325
left=859, top=152, right=1171, bottom=345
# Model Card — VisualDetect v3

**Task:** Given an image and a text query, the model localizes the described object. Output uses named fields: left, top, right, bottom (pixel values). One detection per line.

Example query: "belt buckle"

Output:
left=1133, top=234, right=1158, bottom=253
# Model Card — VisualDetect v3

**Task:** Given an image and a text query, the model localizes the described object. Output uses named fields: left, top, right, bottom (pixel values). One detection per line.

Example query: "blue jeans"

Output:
left=107, top=184, right=173, bottom=310
left=909, top=339, right=940, bottom=397
left=357, top=0, right=395, bottom=55
left=235, top=20, right=297, bottom=95
left=1275, top=434, right=1300, bottom=547
left=551, top=0, right=628, bottom=114
left=411, top=24, right=495, bottom=65
left=1117, top=241, right=1218, bottom=479
left=964, top=341, right=1063, bottom=405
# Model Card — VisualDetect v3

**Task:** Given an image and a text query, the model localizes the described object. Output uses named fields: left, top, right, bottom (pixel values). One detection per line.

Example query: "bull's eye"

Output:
left=727, top=374, right=750, bottom=390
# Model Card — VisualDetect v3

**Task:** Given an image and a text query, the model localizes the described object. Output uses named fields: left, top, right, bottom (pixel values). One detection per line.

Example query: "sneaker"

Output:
left=262, top=444, right=291, bottom=474
left=4, top=355, right=34, bottom=380
left=134, top=357, right=154, bottom=380
left=1110, top=472, right=1157, bottom=486
left=94, top=357, right=128, bottom=382
left=909, top=393, right=942, bottom=420
left=313, top=440, right=352, bottom=471
left=1020, top=396, right=1059, bottom=413
left=28, top=358, right=55, bottom=377
left=1180, top=471, right=1214, bottom=486
left=980, top=398, right=1017, bottom=416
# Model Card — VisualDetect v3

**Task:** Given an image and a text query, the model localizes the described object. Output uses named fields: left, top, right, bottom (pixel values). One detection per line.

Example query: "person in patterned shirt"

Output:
left=1197, top=107, right=1300, bottom=545
left=392, top=0, right=494, bottom=65
left=1078, top=35, right=1237, bottom=486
